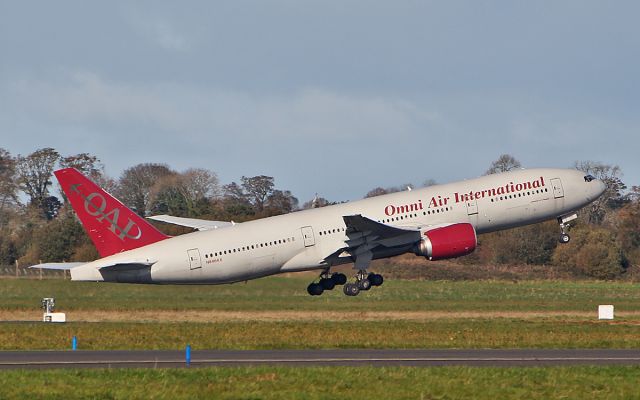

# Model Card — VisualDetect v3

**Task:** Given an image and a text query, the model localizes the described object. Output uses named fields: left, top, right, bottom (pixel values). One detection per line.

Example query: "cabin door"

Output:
left=551, top=178, right=564, bottom=199
left=301, top=226, right=315, bottom=247
left=187, top=248, right=202, bottom=270
left=465, top=198, right=478, bottom=215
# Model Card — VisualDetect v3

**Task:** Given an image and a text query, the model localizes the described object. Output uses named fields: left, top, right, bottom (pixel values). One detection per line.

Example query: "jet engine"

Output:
left=414, top=223, right=477, bottom=261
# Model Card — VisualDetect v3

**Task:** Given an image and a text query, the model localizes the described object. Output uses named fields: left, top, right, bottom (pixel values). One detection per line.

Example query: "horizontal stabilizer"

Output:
left=97, top=260, right=155, bottom=272
left=148, top=215, right=234, bottom=231
left=29, top=262, right=86, bottom=270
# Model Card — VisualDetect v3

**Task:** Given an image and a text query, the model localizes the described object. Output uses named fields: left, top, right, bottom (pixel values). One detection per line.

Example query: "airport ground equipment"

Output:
left=42, top=297, right=66, bottom=323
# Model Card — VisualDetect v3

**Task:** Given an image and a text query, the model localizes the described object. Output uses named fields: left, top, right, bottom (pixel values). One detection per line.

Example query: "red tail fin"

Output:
left=55, top=168, right=170, bottom=257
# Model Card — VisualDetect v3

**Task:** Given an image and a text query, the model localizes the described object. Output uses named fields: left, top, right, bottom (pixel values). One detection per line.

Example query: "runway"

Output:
left=2, top=349, right=640, bottom=369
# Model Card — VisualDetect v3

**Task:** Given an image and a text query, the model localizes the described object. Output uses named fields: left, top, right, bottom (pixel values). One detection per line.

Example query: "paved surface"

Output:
left=2, top=349, right=640, bottom=369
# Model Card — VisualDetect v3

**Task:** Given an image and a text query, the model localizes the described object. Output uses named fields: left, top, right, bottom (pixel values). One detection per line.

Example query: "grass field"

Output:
left=3, top=277, right=640, bottom=312
left=4, top=318, right=640, bottom=350
left=2, top=366, right=640, bottom=399
left=2, top=277, right=640, bottom=399
left=1, top=277, right=640, bottom=350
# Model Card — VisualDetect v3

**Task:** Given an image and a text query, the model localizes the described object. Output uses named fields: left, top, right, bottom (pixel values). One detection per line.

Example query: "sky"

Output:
left=1, top=1, right=638, bottom=203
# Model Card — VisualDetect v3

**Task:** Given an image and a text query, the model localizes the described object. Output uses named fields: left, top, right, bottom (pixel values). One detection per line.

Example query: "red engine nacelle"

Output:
left=414, top=223, right=477, bottom=261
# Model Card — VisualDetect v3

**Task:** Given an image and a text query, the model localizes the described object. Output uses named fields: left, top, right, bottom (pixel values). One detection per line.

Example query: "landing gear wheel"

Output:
left=307, top=283, right=324, bottom=296
left=557, top=215, right=576, bottom=245
left=368, top=273, right=384, bottom=287
left=331, top=273, right=347, bottom=286
left=320, top=277, right=336, bottom=290
left=343, top=283, right=360, bottom=296
left=358, top=278, right=372, bottom=291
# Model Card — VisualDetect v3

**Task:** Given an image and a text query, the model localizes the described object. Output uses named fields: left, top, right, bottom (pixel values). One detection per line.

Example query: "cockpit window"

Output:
left=584, top=175, right=596, bottom=182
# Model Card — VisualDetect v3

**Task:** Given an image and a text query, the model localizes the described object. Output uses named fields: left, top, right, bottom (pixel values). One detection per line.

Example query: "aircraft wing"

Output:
left=323, top=214, right=423, bottom=267
left=343, top=214, right=420, bottom=238
left=148, top=215, right=235, bottom=231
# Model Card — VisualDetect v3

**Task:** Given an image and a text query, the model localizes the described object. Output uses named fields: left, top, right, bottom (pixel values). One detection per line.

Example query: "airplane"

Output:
left=35, top=167, right=606, bottom=296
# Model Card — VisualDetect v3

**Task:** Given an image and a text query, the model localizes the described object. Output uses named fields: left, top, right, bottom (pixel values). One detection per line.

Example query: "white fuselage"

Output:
left=71, top=168, right=605, bottom=284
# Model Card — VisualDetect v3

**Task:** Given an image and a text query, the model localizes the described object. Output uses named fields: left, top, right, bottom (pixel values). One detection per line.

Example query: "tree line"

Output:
left=0, top=149, right=638, bottom=279
left=0, top=147, right=303, bottom=265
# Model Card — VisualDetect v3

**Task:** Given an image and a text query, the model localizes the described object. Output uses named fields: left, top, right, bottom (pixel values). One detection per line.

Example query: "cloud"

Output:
left=124, top=11, right=190, bottom=52
left=5, top=72, right=434, bottom=141
left=2, top=70, right=638, bottom=200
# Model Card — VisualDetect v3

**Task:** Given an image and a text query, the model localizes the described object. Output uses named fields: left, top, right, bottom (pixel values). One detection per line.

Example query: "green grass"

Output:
left=3, top=277, right=640, bottom=312
left=2, top=278, right=640, bottom=350
left=2, top=278, right=640, bottom=398
left=2, top=366, right=640, bottom=399
left=2, top=318, right=640, bottom=351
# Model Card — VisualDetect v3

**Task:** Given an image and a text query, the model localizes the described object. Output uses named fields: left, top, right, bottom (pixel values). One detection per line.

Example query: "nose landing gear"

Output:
left=557, top=214, right=578, bottom=244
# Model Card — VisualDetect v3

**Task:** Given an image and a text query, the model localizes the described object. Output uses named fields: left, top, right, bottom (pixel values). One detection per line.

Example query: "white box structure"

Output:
left=43, top=313, right=66, bottom=323
left=598, top=305, right=614, bottom=320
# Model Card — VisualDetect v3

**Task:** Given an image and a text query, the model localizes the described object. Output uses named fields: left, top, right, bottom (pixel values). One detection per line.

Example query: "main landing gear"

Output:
left=557, top=214, right=578, bottom=244
left=307, top=270, right=383, bottom=296
left=342, top=270, right=384, bottom=297
left=307, top=271, right=347, bottom=296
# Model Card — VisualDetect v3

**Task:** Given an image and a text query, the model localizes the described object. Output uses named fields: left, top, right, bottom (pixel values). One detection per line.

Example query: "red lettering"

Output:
left=385, top=205, right=395, bottom=216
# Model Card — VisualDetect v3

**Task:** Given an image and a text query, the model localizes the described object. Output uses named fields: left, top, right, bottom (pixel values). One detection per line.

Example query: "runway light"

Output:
left=72, top=336, right=77, bottom=351
left=186, top=344, right=191, bottom=366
